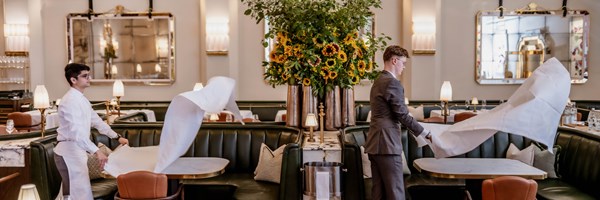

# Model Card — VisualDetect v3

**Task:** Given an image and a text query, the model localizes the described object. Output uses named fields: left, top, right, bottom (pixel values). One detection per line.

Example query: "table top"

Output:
left=161, top=157, right=229, bottom=179
left=413, top=158, right=547, bottom=180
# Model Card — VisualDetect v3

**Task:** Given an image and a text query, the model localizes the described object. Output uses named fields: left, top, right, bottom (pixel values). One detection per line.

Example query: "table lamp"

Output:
left=193, top=83, right=204, bottom=91
left=439, top=81, right=452, bottom=124
left=471, top=97, right=479, bottom=112
left=113, top=80, right=124, bottom=117
left=34, top=85, right=50, bottom=137
left=305, top=113, right=318, bottom=142
left=318, top=103, right=325, bottom=144
left=18, top=184, right=41, bottom=200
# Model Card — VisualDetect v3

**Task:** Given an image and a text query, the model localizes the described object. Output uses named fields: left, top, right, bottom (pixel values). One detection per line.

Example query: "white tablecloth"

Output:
left=25, top=109, right=156, bottom=129
left=203, top=110, right=253, bottom=120
left=96, top=109, right=157, bottom=122
left=275, top=110, right=287, bottom=122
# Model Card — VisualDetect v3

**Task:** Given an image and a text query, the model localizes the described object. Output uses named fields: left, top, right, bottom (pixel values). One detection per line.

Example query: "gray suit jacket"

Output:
left=365, top=70, right=424, bottom=155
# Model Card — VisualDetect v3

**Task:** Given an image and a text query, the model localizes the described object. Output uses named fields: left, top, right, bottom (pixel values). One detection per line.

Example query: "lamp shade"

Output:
left=136, top=64, right=142, bottom=73
left=113, top=80, right=124, bottom=97
left=111, top=65, right=118, bottom=75
left=440, top=81, right=452, bottom=101
left=18, top=184, right=41, bottom=200
left=404, top=97, right=410, bottom=105
left=305, top=113, right=318, bottom=127
left=471, top=97, right=479, bottom=105
left=33, top=85, right=50, bottom=109
left=193, top=83, right=204, bottom=91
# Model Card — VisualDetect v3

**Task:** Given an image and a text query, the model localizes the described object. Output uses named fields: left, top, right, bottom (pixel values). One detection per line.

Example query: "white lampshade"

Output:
left=18, top=184, right=41, bottom=200
left=305, top=113, right=318, bottom=127
left=111, top=65, right=118, bottom=75
left=440, top=81, right=452, bottom=101
left=33, top=85, right=50, bottom=109
left=193, top=83, right=204, bottom=91
left=113, top=80, right=124, bottom=97
left=209, top=113, right=219, bottom=121
left=55, top=99, right=61, bottom=106
left=471, top=97, right=479, bottom=105
left=136, top=64, right=142, bottom=73
left=155, top=64, right=162, bottom=73
left=404, top=97, right=409, bottom=105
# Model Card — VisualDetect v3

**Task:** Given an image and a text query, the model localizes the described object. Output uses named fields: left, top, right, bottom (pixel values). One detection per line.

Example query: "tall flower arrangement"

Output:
left=243, top=0, right=390, bottom=97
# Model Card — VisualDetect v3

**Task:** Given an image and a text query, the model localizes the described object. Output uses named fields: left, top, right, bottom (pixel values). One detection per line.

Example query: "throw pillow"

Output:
left=88, top=143, right=113, bottom=180
left=533, top=146, right=560, bottom=178
left=506, top=143, right=535, bottom=165
left=254, top=143, right=286, bottom=183
left=360, top=146, right=410, bottom=179
left=408, top=106, right=425, bottom=121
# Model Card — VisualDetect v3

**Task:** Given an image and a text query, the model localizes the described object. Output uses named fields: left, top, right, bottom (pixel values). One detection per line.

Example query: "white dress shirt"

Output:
left=55, top=88, right=118, bottom=155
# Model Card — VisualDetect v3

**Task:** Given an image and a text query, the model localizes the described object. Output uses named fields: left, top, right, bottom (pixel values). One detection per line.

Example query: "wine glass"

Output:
left=253, top=114, right=260, bottom=122
left=482, top=100, right=487, bottom=109
left=464, top=100, right=470, bottom=109
left=6, top=119, right=15, bottom=134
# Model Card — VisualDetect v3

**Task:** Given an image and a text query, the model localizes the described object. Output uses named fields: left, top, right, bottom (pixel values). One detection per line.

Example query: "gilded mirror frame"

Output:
left=66, top=12, right=176, bottom=85
left=475, top=8, right=589, bottom=84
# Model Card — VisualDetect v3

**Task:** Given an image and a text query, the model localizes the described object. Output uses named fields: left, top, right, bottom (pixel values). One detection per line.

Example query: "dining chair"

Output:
left=454, top=112, right=477, bottom=123
left=481, top=176, right=537, bottom=200
left=7, top=112, right=40, bottom=132
left=423, top=116, right=445, bottom=123
left=115, top=171, right=181, bottom=200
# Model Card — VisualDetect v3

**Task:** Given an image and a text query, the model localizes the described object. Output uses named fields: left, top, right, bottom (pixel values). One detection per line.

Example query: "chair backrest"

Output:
left=454, top=112, right=477, bottom=123
left=423, top=116, right=444, bottom=123
left=117, top=171, right=168, bottom=199
left=482, top=176, right=537, bottom=200
left=8, top=112, right=34, bottom=127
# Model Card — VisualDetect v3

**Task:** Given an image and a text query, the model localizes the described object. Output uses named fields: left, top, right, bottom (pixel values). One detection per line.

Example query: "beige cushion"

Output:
left=408, top=106, right=425, bottom=121
left=506, top=143, right=535, bottom=165
left=533, top=146, right=559, bottom=178
left=254, top=143, right=286, bottom=183
left=360, top=146, right=410, bottom=178
left=88, top=143, right=112, bottom=180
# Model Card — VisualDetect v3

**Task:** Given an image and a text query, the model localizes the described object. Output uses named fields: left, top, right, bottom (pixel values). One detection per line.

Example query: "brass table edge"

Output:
left=166, top=168, right=226, bottom=179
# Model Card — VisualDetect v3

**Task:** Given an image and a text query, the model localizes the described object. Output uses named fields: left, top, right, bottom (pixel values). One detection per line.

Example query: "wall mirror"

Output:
left=476, top=5, right=589, bottom=84
left=67, top=12, right=175, bottom=85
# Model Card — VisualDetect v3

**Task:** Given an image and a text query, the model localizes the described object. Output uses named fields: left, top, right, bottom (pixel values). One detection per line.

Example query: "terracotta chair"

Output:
left=577, top=112, right=582, bottom=121
left=281, top=113, right=287, bottom=122
left=423, top=116, right=444, bottom=123
left=454, top=112, right=477, bottom=123
left=7, top=112, right=40, bottom=132
left=217, top=112, right=234, bottom=122
left=482, top=176, right=537, bottom=200
left=115, top=171, right=181, bottom=200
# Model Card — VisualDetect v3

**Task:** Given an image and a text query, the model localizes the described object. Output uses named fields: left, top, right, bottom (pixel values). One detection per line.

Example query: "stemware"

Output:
left=6, top=119, right=15, bottom=134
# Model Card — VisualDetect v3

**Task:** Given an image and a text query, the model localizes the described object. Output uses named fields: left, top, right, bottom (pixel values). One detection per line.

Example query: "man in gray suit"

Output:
left=365, top=45, right=431, bottom=200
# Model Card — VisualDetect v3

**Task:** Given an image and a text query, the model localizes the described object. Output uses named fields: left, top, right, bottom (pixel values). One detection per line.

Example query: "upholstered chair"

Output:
left=482, top=176, right=537, bottom=200
left=115, top=171, right=180, bottom=200
left=423, top=116, right=445, bottom=124
left=454, top=112, right=478, bottom=123
left=7, top=112, right=40, bottom=132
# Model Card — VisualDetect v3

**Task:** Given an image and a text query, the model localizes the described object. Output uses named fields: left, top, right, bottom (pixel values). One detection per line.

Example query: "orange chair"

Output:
left=482, top=176, right=537, bottom=200
left=454, top=112, right=477, bottom=123
left=115, top=171, right=180, bottom=200
left=281, top=113, right=287, bottom=122
left=217, top=112, right=234, bottom=122
left=577, top=112, right=582, bottom=121
left=7, top=112, right=40, bottom=132
left=423, top=116, right=444, bottom=123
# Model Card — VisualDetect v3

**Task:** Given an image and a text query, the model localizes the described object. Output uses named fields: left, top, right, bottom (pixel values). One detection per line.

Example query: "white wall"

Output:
left=14, top=0, right=600, bottom=101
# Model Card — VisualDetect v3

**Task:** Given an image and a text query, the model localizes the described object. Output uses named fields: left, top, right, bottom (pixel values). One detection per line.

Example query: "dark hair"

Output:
left=383, top=45, right=410, bottom=62
left=64, top=63, right=90, bottom=86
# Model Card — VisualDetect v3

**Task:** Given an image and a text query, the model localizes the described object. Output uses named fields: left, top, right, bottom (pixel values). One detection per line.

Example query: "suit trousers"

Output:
left=368, top=154, right=405, bottom=200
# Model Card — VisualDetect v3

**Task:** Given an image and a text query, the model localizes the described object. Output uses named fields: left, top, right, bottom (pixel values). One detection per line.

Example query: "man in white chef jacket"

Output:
left=54, top=63, right=129, bottom=199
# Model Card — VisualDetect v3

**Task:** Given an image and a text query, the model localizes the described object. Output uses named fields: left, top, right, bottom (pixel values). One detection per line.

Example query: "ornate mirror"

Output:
left=67, top=12, right=175, bottom=85
left=476, top=4, right=589, bottom=84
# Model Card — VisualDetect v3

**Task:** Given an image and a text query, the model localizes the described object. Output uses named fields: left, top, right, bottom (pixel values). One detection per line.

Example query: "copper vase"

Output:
left=325, top=86, right=341, bottom=130
left=302, top=86, right=318, bottom=129
left=286, top=85, right=301, bottom=127
left=342, top=87, right=356, bottom=127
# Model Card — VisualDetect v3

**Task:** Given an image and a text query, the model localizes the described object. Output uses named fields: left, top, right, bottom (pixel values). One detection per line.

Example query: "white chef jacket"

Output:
left=55, top=87, right=118, bottom=156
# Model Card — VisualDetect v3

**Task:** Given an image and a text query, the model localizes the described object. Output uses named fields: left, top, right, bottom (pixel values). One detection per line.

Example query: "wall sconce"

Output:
left=412, top=20, right=436, bottom=55
left=4, top=24, right=29, bottom=56
left=439, top=81, right=452, bottom=124
left=305, top=113, right=318, bottom=142
left=206, top=19, right=229, bottom=55
left=193, top=83, right=204, bottom=91
left=471, top=97, right=479, bottom=112
left=112, top=80, right=124, bottom=117
left=18, top=184, right=41, bottom=200
left=34, top=85, right=50, bottom=137
left=155, top=64, right=162, bottom=73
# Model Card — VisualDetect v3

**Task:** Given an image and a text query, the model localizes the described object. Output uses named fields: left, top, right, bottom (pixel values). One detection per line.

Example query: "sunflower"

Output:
left=331, top=43, right=340, bottom=52
left=347, top=70, right=355, bottom=77
left=282, top=73, right=290, bottom=81
left=351, top=75, right=360, bottom=84
left=325, top=58, right=336, bottom=67
left=359, top=71, right=365, bottom=76
left=328, top=71, right=338, bottom=79
left=275, top=55, right=286, bottom=64
left=269, top=51, right=277, bottom=61
left=355, top=49, right=364, bottom=58
left=293, top=46, right=303, bottom=58
left=343, top=34, right=354, bottom=45
left=322, top=44, right=337, bottom=57
left=320, top=70, right=327, bottom=77
left=313, top=37, right=325, bottom=47
left=337, top=51, right=347, bottom=63
left=366, top=61, right=373, bottom=71
left=284, top=46, right=293, bottom=56
left=357, top=60, right=366, bottom=71
left=302, top=78, right=311, bottom=86
left=350, top=63, right=356, bottom=70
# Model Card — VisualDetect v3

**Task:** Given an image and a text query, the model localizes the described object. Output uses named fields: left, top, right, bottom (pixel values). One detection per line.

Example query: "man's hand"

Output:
left=95, top=151, right=108, bottom=168
left=118, top=137, right=129, bottom=145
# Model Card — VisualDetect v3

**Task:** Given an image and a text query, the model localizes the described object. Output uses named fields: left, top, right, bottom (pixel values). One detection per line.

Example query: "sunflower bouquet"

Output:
left=243, top=0, right=390, bottom=97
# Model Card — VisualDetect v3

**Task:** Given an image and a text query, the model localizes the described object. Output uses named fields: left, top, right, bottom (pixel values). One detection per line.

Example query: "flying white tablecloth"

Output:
left=422, top=58, right=570, bottom=158
left=153, top=76, right=243, bottom=172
